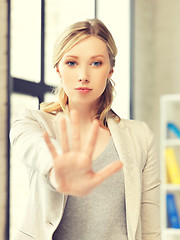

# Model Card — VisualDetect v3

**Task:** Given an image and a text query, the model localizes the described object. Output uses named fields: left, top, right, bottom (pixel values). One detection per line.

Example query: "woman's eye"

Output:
left=92, top=61, right=102, bottom=66
left=66, top=61, right=76, bottom=66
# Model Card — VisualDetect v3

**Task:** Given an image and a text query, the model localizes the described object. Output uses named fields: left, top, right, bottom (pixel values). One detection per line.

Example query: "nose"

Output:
left=78, top=66, right=90, bottom=83
left=79, top=78, right=89, bottom=83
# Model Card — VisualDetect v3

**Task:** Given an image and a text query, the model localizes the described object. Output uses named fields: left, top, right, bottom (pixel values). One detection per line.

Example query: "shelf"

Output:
left=164, top=139, right=180, bottom=146
left=160, top=94, right=180, bottom=240
left=161, top=94, right=180, bottom=102
left=164, top=228, right=180, bottom=235
left=163, top=184, right=180, bottom=191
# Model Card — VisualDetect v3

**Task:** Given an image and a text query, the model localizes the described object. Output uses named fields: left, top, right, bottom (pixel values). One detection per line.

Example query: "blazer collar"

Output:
left=107, top=118, right=141, bottom=240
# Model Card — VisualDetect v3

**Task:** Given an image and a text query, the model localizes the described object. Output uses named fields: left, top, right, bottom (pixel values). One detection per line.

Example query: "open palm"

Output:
left=43, top=110, right=123, bottom=196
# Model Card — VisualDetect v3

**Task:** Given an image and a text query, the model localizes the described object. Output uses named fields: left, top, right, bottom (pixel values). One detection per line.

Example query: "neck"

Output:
left=68, top=102, right=96, bottom=127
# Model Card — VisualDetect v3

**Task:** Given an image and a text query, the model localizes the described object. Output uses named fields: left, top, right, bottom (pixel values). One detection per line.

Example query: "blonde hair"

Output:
left=40, top=18, right=120, bottom=128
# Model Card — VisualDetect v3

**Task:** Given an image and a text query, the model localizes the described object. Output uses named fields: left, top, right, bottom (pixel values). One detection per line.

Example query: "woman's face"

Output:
left=57, top=36, right=113, bottom=109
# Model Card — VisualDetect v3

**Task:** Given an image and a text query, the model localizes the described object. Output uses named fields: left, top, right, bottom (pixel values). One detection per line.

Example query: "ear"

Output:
left=108, top=68, right=114, bottom=78
left=56, top=66, right=62, bottom=78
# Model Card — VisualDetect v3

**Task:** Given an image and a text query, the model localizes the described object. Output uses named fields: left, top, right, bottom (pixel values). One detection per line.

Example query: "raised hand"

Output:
left=43, top=110, right=123, bottom=196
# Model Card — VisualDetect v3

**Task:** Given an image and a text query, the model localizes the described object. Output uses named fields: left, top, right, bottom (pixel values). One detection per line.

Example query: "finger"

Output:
left=59, top=116, right=69, bottom=153
left=83, top=119, right=99, bottom=158
left=70, top=110, right=80, bottom=151
left=43, top=131, right=58, bottom=159
left=93, top=161, right=123, bottom=186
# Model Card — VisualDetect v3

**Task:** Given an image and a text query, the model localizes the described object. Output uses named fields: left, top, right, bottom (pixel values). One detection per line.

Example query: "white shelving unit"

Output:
left=160, top=94, right=180, bottom=240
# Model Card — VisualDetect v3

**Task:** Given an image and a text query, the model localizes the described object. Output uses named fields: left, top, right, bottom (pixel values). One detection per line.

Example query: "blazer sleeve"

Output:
left=10, top=109, right=61, bottom=176
left=141, top=123, right=161, bottom=239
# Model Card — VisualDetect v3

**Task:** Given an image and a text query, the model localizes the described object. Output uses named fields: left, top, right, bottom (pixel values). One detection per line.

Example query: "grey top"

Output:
left=53, top=137, right=127, bottom=240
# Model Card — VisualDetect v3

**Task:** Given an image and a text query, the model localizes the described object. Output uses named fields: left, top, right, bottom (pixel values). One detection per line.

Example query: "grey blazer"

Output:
left=10, top=109, right=161, bottom=240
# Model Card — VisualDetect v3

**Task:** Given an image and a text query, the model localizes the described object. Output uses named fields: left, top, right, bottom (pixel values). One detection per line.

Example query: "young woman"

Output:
left=10, top=19, right=161, bottom=240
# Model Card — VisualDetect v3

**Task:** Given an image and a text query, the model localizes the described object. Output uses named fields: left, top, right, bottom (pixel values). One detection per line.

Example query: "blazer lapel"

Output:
left=108, top=118, right=141, bottom=240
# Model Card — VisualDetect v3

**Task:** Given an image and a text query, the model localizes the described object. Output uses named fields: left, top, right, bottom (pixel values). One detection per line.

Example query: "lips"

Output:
left=75, top=87, right=92, bottom=94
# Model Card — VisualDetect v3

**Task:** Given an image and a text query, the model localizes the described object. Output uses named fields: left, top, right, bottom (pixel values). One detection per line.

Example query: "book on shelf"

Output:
left=166, top=193, right=180, bottom=228
left=167, top=122, right=180, bottom=138
left=165, top=148, right=180, bottom=184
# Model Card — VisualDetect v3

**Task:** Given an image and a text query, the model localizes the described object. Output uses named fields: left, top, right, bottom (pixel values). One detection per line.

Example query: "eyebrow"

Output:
left=91, top=55, right=105, bottom=59
left=65, top=55, right=105, bottom=59
left=65, top=55, right=79, bottom=59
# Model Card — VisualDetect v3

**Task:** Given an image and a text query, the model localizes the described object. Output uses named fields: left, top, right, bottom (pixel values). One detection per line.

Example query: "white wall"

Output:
left=134, top=0, right=180, bottom=142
